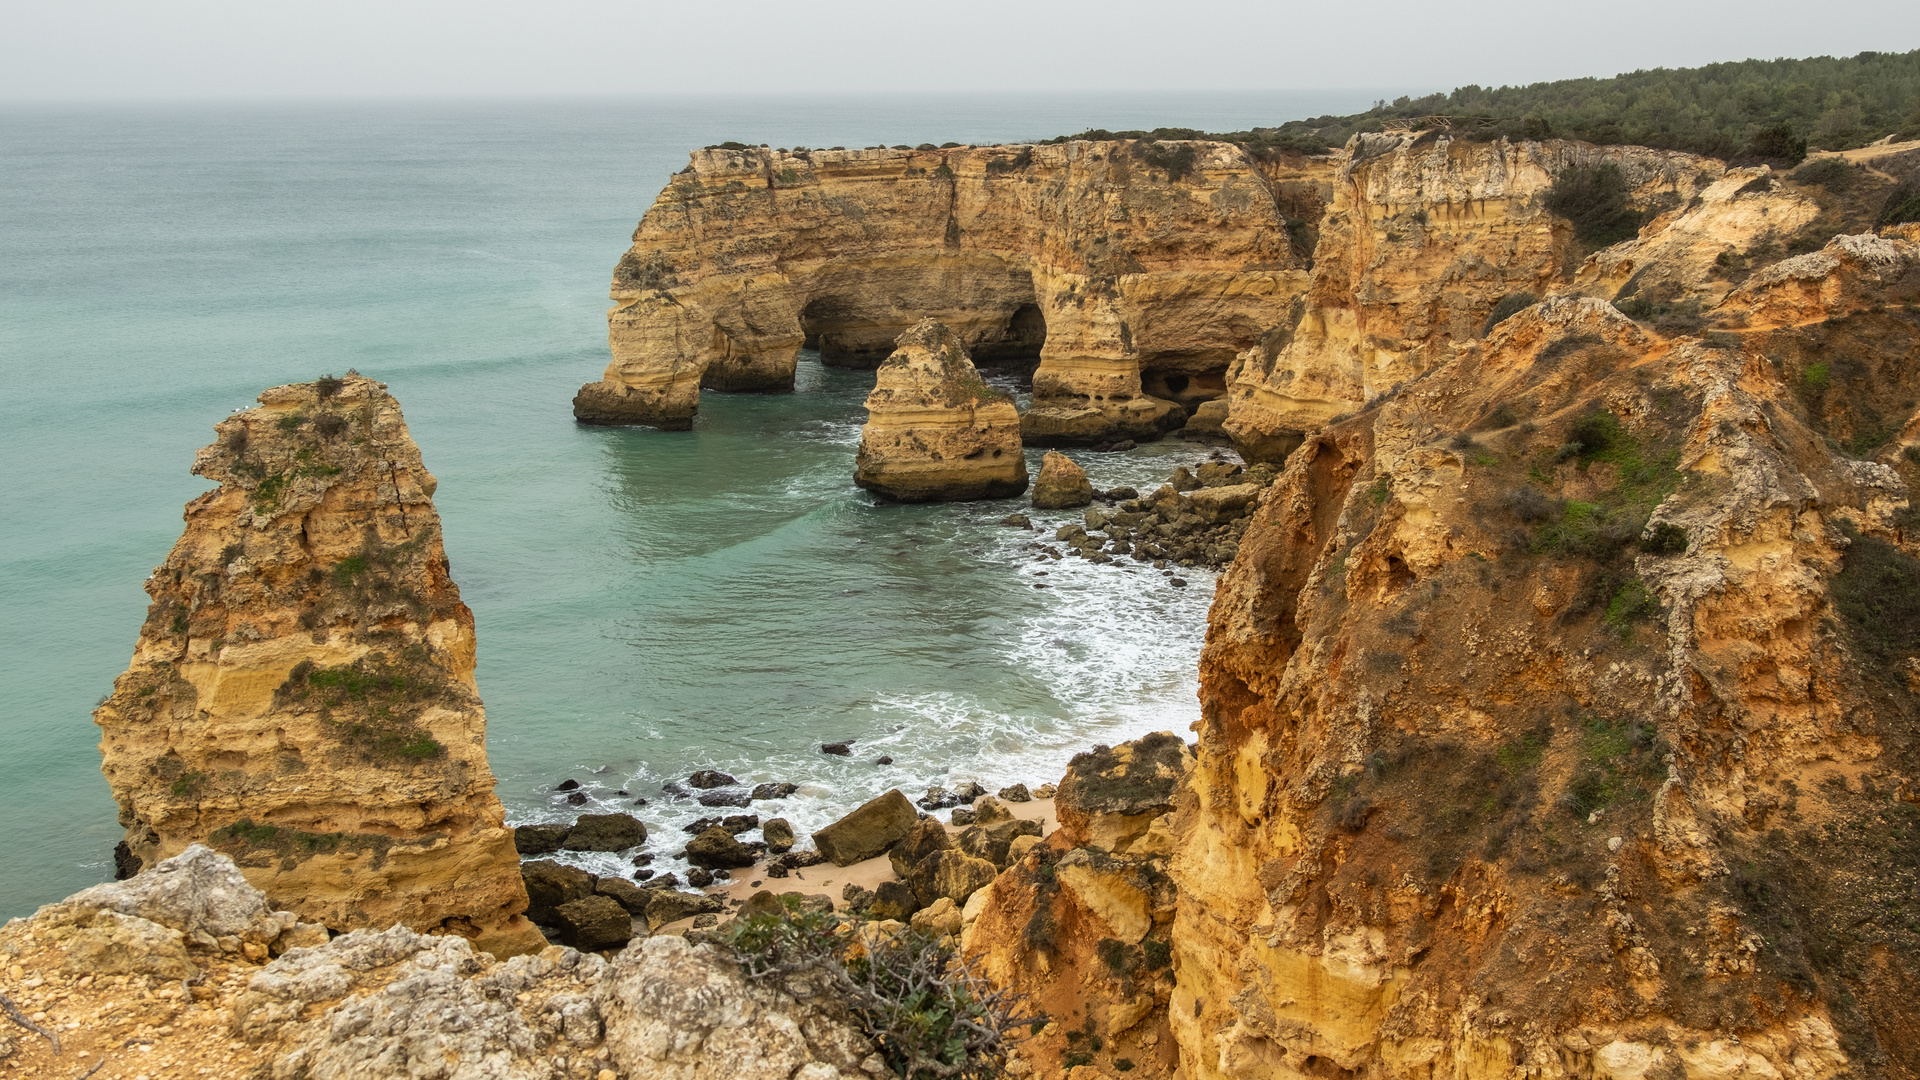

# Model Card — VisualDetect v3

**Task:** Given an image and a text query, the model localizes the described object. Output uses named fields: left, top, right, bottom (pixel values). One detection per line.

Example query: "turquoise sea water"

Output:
left=0, top=91, right=1389, bottom=913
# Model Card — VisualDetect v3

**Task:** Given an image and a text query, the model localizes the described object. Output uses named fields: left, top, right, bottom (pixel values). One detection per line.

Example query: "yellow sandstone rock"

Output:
left=576, top=140, right=1309, bottom=443
left=854, top=319, right=1027, bottom=501
left=93, top=374, right=543, bottom=958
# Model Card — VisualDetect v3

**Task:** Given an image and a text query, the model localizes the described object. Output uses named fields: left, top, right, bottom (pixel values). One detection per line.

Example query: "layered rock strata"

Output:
left=576, top=140, right=1310, bottom=442
left=93, top=374, right=543, bottom=958
left=1174, top=234, right=1920, bottom=1078
left=853, top=319, right=1027, bottom=501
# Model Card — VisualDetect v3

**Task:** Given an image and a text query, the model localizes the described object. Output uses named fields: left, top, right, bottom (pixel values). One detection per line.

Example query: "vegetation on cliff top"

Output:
left=1048, top=49, right=1920, bottom=161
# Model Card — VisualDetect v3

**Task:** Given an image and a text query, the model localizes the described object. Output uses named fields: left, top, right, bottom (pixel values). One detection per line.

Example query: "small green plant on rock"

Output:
left=718, top=900, right=1034, bottom=1080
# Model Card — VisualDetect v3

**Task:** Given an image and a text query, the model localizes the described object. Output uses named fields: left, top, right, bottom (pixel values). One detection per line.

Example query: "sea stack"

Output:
left=854, top=319, right=1028, bottom=502
left=93, top=374, right=544, bottom=958
left=1030, top=450, right=1093, bottom=509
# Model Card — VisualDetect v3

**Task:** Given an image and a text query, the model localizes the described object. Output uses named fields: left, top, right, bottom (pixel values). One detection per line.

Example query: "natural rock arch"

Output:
left=573, top=141, right=1309, bottom=443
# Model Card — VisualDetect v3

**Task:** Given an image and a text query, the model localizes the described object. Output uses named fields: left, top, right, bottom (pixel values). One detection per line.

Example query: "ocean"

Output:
left=0, top=90, right=1390, bottom=913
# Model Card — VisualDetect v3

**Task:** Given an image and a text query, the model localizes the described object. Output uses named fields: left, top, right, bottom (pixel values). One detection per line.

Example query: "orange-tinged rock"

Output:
left=855, top=319, right=1027, bottom=501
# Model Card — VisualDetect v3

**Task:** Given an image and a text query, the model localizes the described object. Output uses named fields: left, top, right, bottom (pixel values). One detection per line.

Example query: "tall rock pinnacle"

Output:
left=94, top=374, right=544, bottom=958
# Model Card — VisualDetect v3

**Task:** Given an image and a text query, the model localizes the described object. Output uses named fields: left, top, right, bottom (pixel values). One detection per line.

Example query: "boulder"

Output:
left=1181, top=399, right=1230, bottom=443
left=751, top=782, right=798, bottom=800
left=642, top=890, right=724, bottom=930
left=868, top=880, right=920, bottom=922
left=951, top=807, right=976, bottom=826
left=553, top=895, right=633, bottom=951
left=956, top=818, right=1044, bottom=870
left=998, top=784, right=1032, bottom=803
left=952, top=781, right=986, bottom=802
left=595, top=877, right=653, bottom=918
left=917, top=786, right=962, bottom=810
left=821, top=742, right=853, bottom=756
left=686, top=868, right=715, bottom=887
left=512, top=823, right=571, bottom=855
left=910, top=897, right=964, bottom=938
left=684, top=827, right=757, bottom=870
left=1031, top=451, right=1093, bottom=509
left=1001, top=513, right=1032, bottom=528
left=1170, top=466, right=1202, bottom=491
left=554, top=779, right=580, bottom=791
left=521, top=860, right=596, bottom=923
left=687, top=770, right=737, bottom=789
left=887, top=818, right=952, bottom=878
left=762, top=818, right=795, bottom=853
left=63, top=910, right=196, bottom=979
left=1188, top=482, right=1262, bottom=524
left=1055, top=731, right=1193, bottom=853
left=1196, top=460, right=1244, bottom=487
left=972, top=796, right=1013, bottom=824
left=1008, top=834, right=1043, bottom=864
left=854, top=319, right=1028, bottom=502
left=697, top=790, right=752, bottom=808
left=738, top=890, right=786, bottom=920
left=811, top=789, right=917, bottom=866
left=562, top=813, right=648, bottom=852
left=909, top=850, right=998, bottom=908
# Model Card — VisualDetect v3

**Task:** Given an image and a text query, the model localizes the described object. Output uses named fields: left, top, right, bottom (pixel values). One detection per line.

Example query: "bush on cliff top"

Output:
left=1046, top=49, right=1920, bottom=158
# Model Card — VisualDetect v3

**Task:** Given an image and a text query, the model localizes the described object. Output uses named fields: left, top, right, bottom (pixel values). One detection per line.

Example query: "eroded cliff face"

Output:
left=575, top=140, right=1311, bottom=443
left=1174, top=234, right=1920, bottom=1079
left=854, top=319, right=1027, bottom=502
left=93, top=374, right=544, bottom=959
left=1221, top=133, right=1732, bottom=461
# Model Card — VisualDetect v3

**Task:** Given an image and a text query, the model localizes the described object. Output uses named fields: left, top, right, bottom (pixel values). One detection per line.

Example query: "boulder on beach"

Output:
left=594, top=877, right=653, bottom=917
left=908, top=849, right=997, bottom=908
left=957, top=818, right=1044, bottom=870
left=1189, top=482, right=1263, bottom=524
left=868, top=880, right=919, bottom=922
left=762, top=818, right=795, bottom=853
left=887, top=818, right=951, bottom=878
left=1031, top=451, right=1093, bottom=509
left=521, top=860, right=596, bottom=923
left=644, top=890, right=724, bottom=930
left=998, top=783, right=1032, bottom=803
left=552, top=895, right=633, bottom=951
left=811, top=789, right=917, bottom=866
left=561, top=813, right=648, bottom=852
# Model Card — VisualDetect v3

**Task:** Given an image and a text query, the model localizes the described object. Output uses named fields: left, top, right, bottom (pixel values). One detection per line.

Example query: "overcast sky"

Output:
left=3, top=0, right=1916, bottom=101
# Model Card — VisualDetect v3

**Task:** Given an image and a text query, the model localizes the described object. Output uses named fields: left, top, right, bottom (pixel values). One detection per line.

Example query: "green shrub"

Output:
left=1482, top=292, right=1537, bottom=335
left=1643, top=522, right=1690, bottom=555
left=1604, top=579, right=1663, bottom=637
left=1790, top=158, right=1861, bottom=192
left=314, top=374, right=344, bottom=399
left=170, top=771, right=206, bottom=797
left=1140, top=141, right=1198, bottom=181
left=719, top=903, right=1034, bottom=1080
left=276, top=412, right=305, bottom=432
left=331, top=555, right=368, bottom=588
left=1831, top=524, right=1920, bottom=658
left=1882, top=177, right=1920, bottom=226
left=1740, top=122, right=1808, bottom=167
left=1547, top=165, right=1642, bottom=249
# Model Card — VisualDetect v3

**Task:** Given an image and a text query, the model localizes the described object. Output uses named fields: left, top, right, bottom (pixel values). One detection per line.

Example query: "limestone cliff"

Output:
left=1221, top=134, right=1720, bottom=461
left=1174, top=234, right=1920, bottom=1078
left=574, top=140, right=1310, bottom=443
left=854, top=319, right=1027, bottom=501
left=93, top=374, right=544, bottom=959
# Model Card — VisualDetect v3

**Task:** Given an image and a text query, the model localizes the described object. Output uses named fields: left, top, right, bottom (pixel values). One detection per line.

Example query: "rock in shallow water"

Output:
left=854, top=319, right=1028, bottom=502
left=562, top=812, right=647, bottom=852
left=1031, top=450, right=1094, bottom=509
left=687, top=770, right=737, bottom=789
left=512, top=822, right=571, bottom=855
left=684, top=827, right=756, bottom=870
